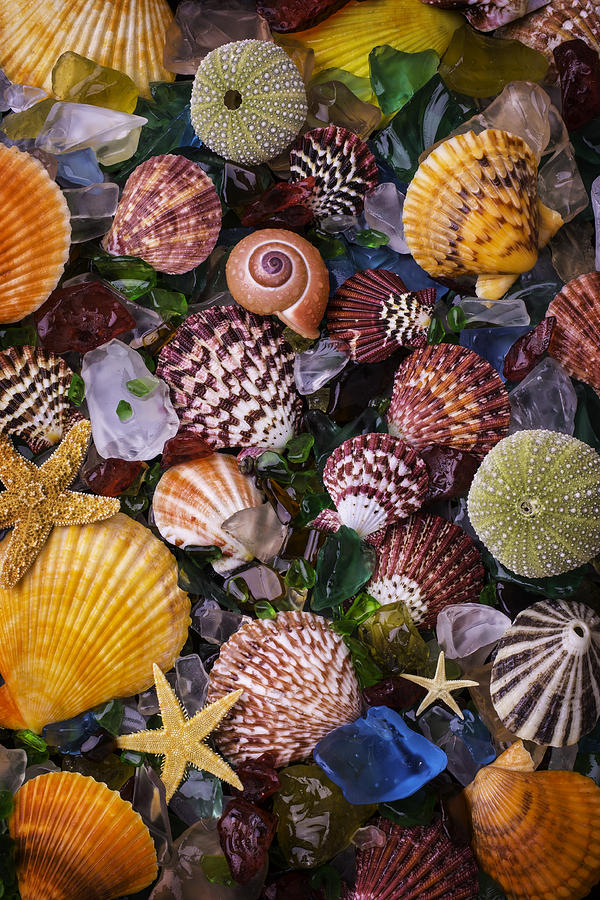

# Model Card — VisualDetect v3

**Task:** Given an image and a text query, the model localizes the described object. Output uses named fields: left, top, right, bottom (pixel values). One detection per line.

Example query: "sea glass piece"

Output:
left=294, top=338, right=351, bottom=395
left=0, top=81, right=47, bottom=113
left=538, top=142, right=588, bottom=223
left=133, top=765, right=172, bottom=865
left=312, top=526, right=377, bottom=610
left=257, top=0, right=349, bottom=32
left=419, top=705, right=495, bottom=786
left=550, top=221, right=596, bottom=284
left=307, top=78, right=380, bottom=139
left=502, top=317, right=555, bottom=382
left=460, top=326, right=530, bottom=382
left=63, top=182, right=119, bottom=243
left=175, top=654, right=209, bottom=716
left=457, top=297, right=530, bottom=328
left=554, top=39, right=600, bottom=132
left=221, top=505, right=288, bottom=564
left=191, top=600, right=245, bottom=645
left=362, top=676, right=426, bottom=711
left=52, top=51, right=139, bottom=114
left=35, top=281, right=136, bottom=352
left=161, top=427, right=213, bottom=468
left=358, top=601, right=429, bottom=675
left=218, top=799, right=278, bottom=884
left=171, top=769, right=223, bottom=825
left=82, top=455, right=145, bottom=497
left=369, top=45, right=439, bottom=115
left=436, top=603, right=511, bottom=669
left=240, top=180, right=315, bottom=230
left=420, top=446, right=480, bottom=501
left=508, top=357, right=577, bottom=435
left=363, top=183, right=409, bottom=254
left=35, top=101, right=147, bottom=165
left=0, top=745, right=27, bottom=793
left=1, top=97, right=56, bottom=140
left=235, top=752, right=280, bottom=804
left=55, top=147, right=103, bottom=187
left=476, top=81, right=551, bottom=160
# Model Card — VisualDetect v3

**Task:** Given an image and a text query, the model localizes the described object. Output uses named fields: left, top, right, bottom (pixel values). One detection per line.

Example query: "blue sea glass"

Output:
left=56, top=147, right=103, bottom=187
left=460, top=326, right=530, bottom=382
left=419, top=706, right=495, bottom=786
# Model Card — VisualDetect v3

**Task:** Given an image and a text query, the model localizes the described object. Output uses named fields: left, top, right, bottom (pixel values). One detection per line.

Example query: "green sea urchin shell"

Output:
left=468, top=430, right=600, bottom=578
left=190, top=39, right=307, bottom=166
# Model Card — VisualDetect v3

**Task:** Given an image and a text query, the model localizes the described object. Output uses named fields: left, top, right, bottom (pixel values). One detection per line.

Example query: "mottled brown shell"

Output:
left=421, top=1, right=550, bottom=32
left=546, top=271, right=600, bottom=398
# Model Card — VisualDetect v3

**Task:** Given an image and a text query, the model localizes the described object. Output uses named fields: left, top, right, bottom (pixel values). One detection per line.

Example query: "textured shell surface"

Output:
left=156, top=304, right=302, bottom=451
left=190, top=39, right=307, bottom=166
left=207, top=611, right=363, bottom=766
left=102, top=154, right=222, bottom=274
left=468, top=430, right=600, bottom=578
left=0, top=345, right=82, bottom=453
left=0, top=143, right=70, bottom=324
left=420, top=1, right=550, bottom=31
left=0, top=514, right=190, bottom=732
left=9, top=771, right=157, bottom=900
left=388, top=344, right=510, bottom=458
left=546, top=271, right=600, bottom=398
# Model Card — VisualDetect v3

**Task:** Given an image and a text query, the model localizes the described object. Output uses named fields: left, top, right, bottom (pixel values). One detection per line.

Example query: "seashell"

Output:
left=0, top=144, right=70, bottom=324
left=207, top=610, right=363, bottom=766
left=420, top=1, right=550, bottom=32
left=367, top=513, right=484, bottom=628
left=156, top=304, right=302, bottom=451
left=0, top=0, right=174, bottom=97
left=225, top=228, right=329, bottom=339
left=152, top=453, right=265, bottom=575
left=102, top=154, right=221, bottom=275
left=289, top=126, right=378, bottom=221
left=546, top=271, right=600, bottom=398
left=402, top=129, right=563, bottom=301
left=0, top=513, right=190, bottom=732
left=0, top=345, right=82, bottom=453
left=388, top=344, right=510, bottom=458
left=190, top=39, right=307, bottom=166
left=468, top=430, right=600, bottom=578
left=490, top=598, right=600, bottom=747
left=9, top=771, right=157, bottom=900
left=464, top=739, right=600, bottom=900
left=326, top=268, right=436, bottom=363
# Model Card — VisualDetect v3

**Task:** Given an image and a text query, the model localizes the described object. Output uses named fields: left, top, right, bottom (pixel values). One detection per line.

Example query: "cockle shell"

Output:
left=402, top=129, right=563, bottom=301
left=420, top=1, right=550, bottom=32
left=0, top=513, right=190, bottom=732
left=327, top=268, right=436, bottom=363
left=546, top=272, right=600, bottom=398
left=9, top=771, right=157, bottom=900
left=156, top=304, right=302, bottom=451
left=152, top=453, right=265, bottom=574
left=388, top=344, right=510, bottom=458
left=0, top=345, right=81, bottom=453
left=225, top=229, right=330, bottom=339
left=102, top=154, right=221, bottom=274
left=0, top=143, right=70, bottom=324
left=468, top=430, right=600, bottom=578
left=464, top=740, right=600, bottom=900
left=490, top=599, right=600, bottom=747
left=207, top=611, right=363, bottom=766
left=367, top=513, right=484, bottom=628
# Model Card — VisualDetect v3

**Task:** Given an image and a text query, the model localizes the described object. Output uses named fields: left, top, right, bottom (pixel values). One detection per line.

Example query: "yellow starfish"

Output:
left=0, top=420, right=120, bottom=588
left=116, top=664, right=243, bottom=802
left=400, top=651, right=479, bottom=719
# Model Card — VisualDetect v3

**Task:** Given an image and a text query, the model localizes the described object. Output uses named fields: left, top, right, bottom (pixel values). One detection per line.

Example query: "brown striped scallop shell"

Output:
left=546, top=271, right=600, bottom=398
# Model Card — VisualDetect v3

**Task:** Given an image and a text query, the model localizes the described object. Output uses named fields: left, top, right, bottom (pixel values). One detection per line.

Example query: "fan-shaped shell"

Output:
left=421, top=1, right=549, bottom=32
left=9, top=771, right=157, bottom=900
left=388, top=344, right=510, bottom=458
left=0, top=513, right=190, bottom=732
left=402, top=129, right=563, bottom=301
left=102, top=154, right=221, bottom=275
left=156, top=304, right=302, bottom=451
left=546, top=272, right=600, bottom=398
left=207, top=611, right=363, bottom=766
left=152, top=453, right=265, bottom=574
left=464, top=740, right=600, bottom=900
left=225, top=229, right=329, bottom=339
left=0, top=144, right=70, bottom=324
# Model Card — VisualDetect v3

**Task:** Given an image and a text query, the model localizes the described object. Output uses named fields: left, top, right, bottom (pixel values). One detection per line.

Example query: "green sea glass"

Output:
left=2, top=98, right=55, bottom=140
left=312, top=527, right=376, bottom=611
left=369, top=45, right=439, bottom=115
left=358, top=601, right=429, bottom=675
left=52, top=52, right=138, bottom=114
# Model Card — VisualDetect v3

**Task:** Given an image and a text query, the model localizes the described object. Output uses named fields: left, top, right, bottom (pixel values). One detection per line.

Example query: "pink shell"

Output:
left=547, top=272, right=600, bottom=398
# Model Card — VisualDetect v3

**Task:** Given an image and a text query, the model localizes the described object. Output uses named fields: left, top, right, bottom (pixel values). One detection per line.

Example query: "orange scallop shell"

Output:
left=546, top=272, right=600, bottom=398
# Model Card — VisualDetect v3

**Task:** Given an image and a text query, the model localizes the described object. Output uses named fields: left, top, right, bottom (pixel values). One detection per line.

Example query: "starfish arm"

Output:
left=188, top=744, right=243, bottom=791
left=116, top=729, right=169, bottom=755
left=449, top=678, right=480, bottom=691
left=399, top=672, right=432, bottom=690
left=51, top=491, right=120, bottom=526
left=153, top=665, right=187, bottom=733
left=0, top=433, right=38, bottom=488
left=159, top=752, right=189, bottom=802
left=0, top=519, right=52, bottom=588
left=0, top=491, right=20, bottom=527
left=40, top=420, right=92, bottom=491
left=186, top=689, right=244, bottom=741
left=439, top=691, right=464, bottom=719
left=415, top=694, right=437, bottom=717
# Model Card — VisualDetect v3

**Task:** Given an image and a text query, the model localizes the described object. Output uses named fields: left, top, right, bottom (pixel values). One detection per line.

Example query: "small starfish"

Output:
left=0, top=420, right=120, bottom=588
left=116, top=664, right=243, bottom=802
left=400, top=651, right=479, bottom=719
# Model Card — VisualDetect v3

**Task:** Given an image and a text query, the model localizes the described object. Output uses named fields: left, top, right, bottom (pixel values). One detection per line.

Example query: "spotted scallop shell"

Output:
left=420, top=1, right=549, bottom=32
left=546, top=272, right=600, bottom=398
left=387, top=344, right=510, bottom=458
left=207, top=611, right=363, bottom=767
left=156, top=304, right=302, bottom=451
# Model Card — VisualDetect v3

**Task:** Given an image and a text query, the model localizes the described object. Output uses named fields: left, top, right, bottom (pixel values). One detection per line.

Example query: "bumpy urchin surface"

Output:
left=468, top=430, right=600, bottom=578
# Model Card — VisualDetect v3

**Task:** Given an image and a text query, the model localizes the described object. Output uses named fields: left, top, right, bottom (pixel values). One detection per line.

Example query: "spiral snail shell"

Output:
left=225, top=229, right=330, bottom=339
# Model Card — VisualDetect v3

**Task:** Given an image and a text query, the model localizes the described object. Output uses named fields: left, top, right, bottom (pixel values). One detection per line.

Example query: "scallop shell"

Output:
left=420, top=1, right=550, bottom=32
left=388, top=344, right=510, bottom=458
left=225, top=228, right=330, bottom=339
left=0, top=513, right=190, bottom=732
left=0, top=143, right=70, bottom=324
left=490, top=599, right=600, bottom=747
left=9, top=771, right=157, bottom=900
left=152, top=453, right=265, bottom=575
left=367, top=513, right=484, bottom=628
left=156, top=304, right=302, bottom=451
left=0, top=0, right=174, bottom=97
left=467, top=430, right=600, bottom=578
left=327, top=268, right=436, bottom=363
left=546, top=272, right=600, bottom=398
left=464, top=740, right=600, bottom=900
left=402, top=129, right=563, bottom=301
left=0, top=346, right=82, bottom=453
left=207, top=611, right=363, bottom=766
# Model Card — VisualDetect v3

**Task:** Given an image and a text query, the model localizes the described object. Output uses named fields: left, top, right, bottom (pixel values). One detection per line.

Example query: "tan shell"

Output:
left=547, top=272, right=600, bottom=398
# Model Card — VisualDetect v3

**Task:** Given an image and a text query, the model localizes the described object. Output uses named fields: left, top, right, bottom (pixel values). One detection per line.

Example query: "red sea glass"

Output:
left=257, top=0, right=350, bottom=32
left=241, top=179, right=316, bottom=229
left=421, top=445, right=480, bottom=501
left=161, top=427, right=213, bottom=468
left=502, top=317, right=555, bottom=382
left=82, top=456, right=145, bottom=497
left=554, top=40, right=600, bottom=132
left=35, top=282, right=136, bottom=353
left=235, top=751, right=281, bottom=804
left=217, top=798, right=278, bottom=884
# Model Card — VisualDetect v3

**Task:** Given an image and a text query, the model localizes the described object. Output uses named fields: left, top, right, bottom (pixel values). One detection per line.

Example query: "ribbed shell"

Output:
left=367, top=514, right=484, bottom=628
left=207, top=611, right=363, bottom=766
left=468, top=430, right=600, bottom=578
left=152, top=453, right=265, bottom=574
left=156, top=305, right=302, bottom=451
left=0, top=144, right=70, bottom=324
left=102, top=154, right=221, bottom=274
left=0, top=346, right=81, bottom=453
left=0, top=514, right=190, bottom=732
left=421, top=1, right=549, bottom=32
left=0, top=0, right=174, bottom=97
left=546, top=272, right=600, bottom=398
left=9, top=771, right=157, bottom=900
left=327, top=269, right=436, bottom=363
left=388, top=344, right=510, bottom=458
